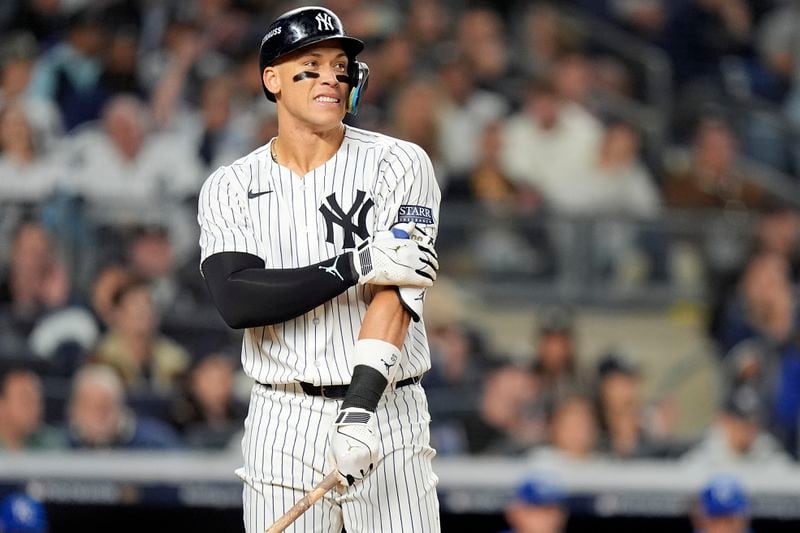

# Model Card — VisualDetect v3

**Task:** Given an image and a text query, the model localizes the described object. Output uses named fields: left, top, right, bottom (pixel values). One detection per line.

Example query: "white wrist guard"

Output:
left=354, top=338, right=403, bottom=383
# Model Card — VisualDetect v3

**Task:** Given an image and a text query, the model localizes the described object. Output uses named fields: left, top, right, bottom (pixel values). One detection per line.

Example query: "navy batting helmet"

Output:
left=258, top=6, right=369, bottom=114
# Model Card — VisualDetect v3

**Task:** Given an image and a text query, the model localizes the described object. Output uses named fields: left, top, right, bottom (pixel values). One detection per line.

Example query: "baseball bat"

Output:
left=264, top=471, right=340, bottom=533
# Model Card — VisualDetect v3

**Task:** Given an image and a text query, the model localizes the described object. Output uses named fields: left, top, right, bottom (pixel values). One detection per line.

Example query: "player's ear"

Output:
left=263, top=66, right=280, bottom=99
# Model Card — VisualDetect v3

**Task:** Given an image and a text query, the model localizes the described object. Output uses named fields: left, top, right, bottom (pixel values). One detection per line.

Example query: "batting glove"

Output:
left=394, top=224, right=436, bottom=322
left=352, top=223, right=438, bottom=287
left=329, top=407, right=379, bottom=486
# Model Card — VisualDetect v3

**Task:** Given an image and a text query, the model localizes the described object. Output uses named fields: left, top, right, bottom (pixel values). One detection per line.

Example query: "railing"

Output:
left=0, top=198, right=762, bottom=310
left=437, top=204, right=757, bottom=308
left=2, top=453, right=800, bottom=517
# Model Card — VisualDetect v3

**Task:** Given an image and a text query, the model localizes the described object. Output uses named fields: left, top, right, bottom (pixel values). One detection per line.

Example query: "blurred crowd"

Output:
left=1, top=0, right=800, bottom=465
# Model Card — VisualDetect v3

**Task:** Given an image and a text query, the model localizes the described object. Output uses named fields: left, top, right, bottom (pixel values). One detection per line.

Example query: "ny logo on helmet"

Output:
left=316, top=12, right=335, bottom=31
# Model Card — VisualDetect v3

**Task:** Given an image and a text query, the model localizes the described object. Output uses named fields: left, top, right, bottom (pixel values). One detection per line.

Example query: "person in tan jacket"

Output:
left=93, top=277, right=188, bottom=393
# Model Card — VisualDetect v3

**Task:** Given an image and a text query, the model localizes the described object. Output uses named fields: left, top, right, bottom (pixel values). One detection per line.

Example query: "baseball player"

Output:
left=197, top=6, right=441, bottom=533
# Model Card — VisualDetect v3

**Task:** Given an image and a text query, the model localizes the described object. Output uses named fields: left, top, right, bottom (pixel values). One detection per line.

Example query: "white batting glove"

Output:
left=352, top=223, right=438, bottom=287
left=329, top=407, right=379, bottom=486
left=395, top=224, right=436, bottom=322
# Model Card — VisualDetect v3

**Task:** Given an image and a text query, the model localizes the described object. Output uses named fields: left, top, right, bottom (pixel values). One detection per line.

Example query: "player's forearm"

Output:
left=342, top=288, right=411, bottom=411
left=201, top=251, right=358, bottom=328
left=358, top=288, right=411, bottom=347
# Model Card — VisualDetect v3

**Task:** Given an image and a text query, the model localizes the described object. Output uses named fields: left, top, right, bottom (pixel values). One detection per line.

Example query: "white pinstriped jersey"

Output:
left=198, top=126, right=440, bottom=386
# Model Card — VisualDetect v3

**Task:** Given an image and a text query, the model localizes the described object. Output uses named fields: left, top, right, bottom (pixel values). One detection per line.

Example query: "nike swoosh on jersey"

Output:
left=248, top=189, right=273, bottom=199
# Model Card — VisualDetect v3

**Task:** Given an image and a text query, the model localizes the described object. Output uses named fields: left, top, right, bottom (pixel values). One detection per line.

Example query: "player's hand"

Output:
left=328, top=407, right=379, bottom=486
left=351, top=223, right=438, bottom=287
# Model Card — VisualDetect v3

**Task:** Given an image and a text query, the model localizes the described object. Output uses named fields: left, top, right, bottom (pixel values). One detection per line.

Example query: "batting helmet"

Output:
left=700, top=475, right=749, bottom=518
left=258, top=6, right=369, bottom=114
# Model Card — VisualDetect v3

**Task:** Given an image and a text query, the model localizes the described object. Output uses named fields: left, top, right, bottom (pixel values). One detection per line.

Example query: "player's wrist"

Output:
left=336, top=251, right=360, bottom=286
left=342, top=365, right=387, bottom=411
left=342, top=339, right=402, bottom=411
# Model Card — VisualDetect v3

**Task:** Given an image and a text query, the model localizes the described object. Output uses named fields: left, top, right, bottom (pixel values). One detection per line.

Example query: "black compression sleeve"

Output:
left=201, top=251, right=358, bottom=328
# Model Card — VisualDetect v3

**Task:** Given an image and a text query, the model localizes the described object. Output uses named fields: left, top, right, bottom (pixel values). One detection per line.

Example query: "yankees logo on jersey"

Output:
left=319, top=190, right=374, bottom=248
left=197, top=126, right=440, bottom=387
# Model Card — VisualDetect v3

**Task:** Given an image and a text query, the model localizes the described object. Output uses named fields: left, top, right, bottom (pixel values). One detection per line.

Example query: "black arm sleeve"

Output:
left=201, top=251, right=358, bottom=329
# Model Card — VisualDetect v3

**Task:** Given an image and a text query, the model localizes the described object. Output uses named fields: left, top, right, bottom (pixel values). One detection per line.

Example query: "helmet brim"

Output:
left=283, top=35, right=363, bottom=63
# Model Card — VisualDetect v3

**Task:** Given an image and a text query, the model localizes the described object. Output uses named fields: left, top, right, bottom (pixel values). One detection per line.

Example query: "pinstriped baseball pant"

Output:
left=238, top=382, right=440, bottom=533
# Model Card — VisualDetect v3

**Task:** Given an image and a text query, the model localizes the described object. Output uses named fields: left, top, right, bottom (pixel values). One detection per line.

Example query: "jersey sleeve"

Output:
left=373, top=142, right=441, bottom=241
left=198, top=166, right=265, bottom=264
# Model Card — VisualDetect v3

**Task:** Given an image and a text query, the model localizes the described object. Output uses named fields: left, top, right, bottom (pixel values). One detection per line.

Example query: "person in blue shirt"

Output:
left=502, top=474, right=568, bottom=533
left=692, top=475, right=753, bottom=533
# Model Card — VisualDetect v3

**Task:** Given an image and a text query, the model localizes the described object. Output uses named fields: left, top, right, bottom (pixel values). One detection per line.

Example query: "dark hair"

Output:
left=109, top=277, right=149, bottom=308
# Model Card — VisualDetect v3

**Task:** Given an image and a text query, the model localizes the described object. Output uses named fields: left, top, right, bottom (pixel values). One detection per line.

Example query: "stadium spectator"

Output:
left=514, top=4, right=581, bottom=79
left=530, top=308, right=588, bottom=411
left=65, top=95, right=202, bottom=205
left=27, top=7, right=108, bottom=131
left=443, top=121, right=520, bottom=210
left=502, top=474, right=568, bottom=533
left=595, top=352, right=676, bottom=459
left=66, top=364, right=180, bottom=449
left=0, top=363, right=63, bottom=451
left=530, top=394, right=600, bottom=466
left=456, top=7, right=511, bottom=96
left=682, top=386, right=790, bottom=469
left=124, top=224, right=208, bottom=320
left=690, top=475, right=753, bottom=533
left=144, top=19, right=206, bottom=130
left=715, top=252, right=795, bottom=354
left=500, top=79, right=604, bottom=214
left=99, top=27, right=146, bottom=100
left=387, top=78, right=441, bottom=168
left=92, top=277, right=189, bottom=393
left=169, top=353, right=245, bottom=449
left=437, top=58, right=508, bottom=181
left=179, top=75, right=253, bottom=173
left=0, top=32, right=62, bottom=149
left=463, top=365, right=545, bottom=455
left=664, top=117, right=767, bottom=211
left=758, top=1, right=800, bottom=135
left=755, top=205, right=800, bottom=279
left=405, top=0, right=449, bottom=69
left=0, top=219, right=96, bottom=374
left=0, top=102, right=59, bottom=203
left=0, top=493, right=48, bottom=533
left=663, top=0, right=754, bottom=86
left=553, top=53, right=595, bottom=111
left=0, top=222, right=69, bottom=355
left=580, top=120, right=661, bottom=217
left=426, top=322, right=496, bottom=454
